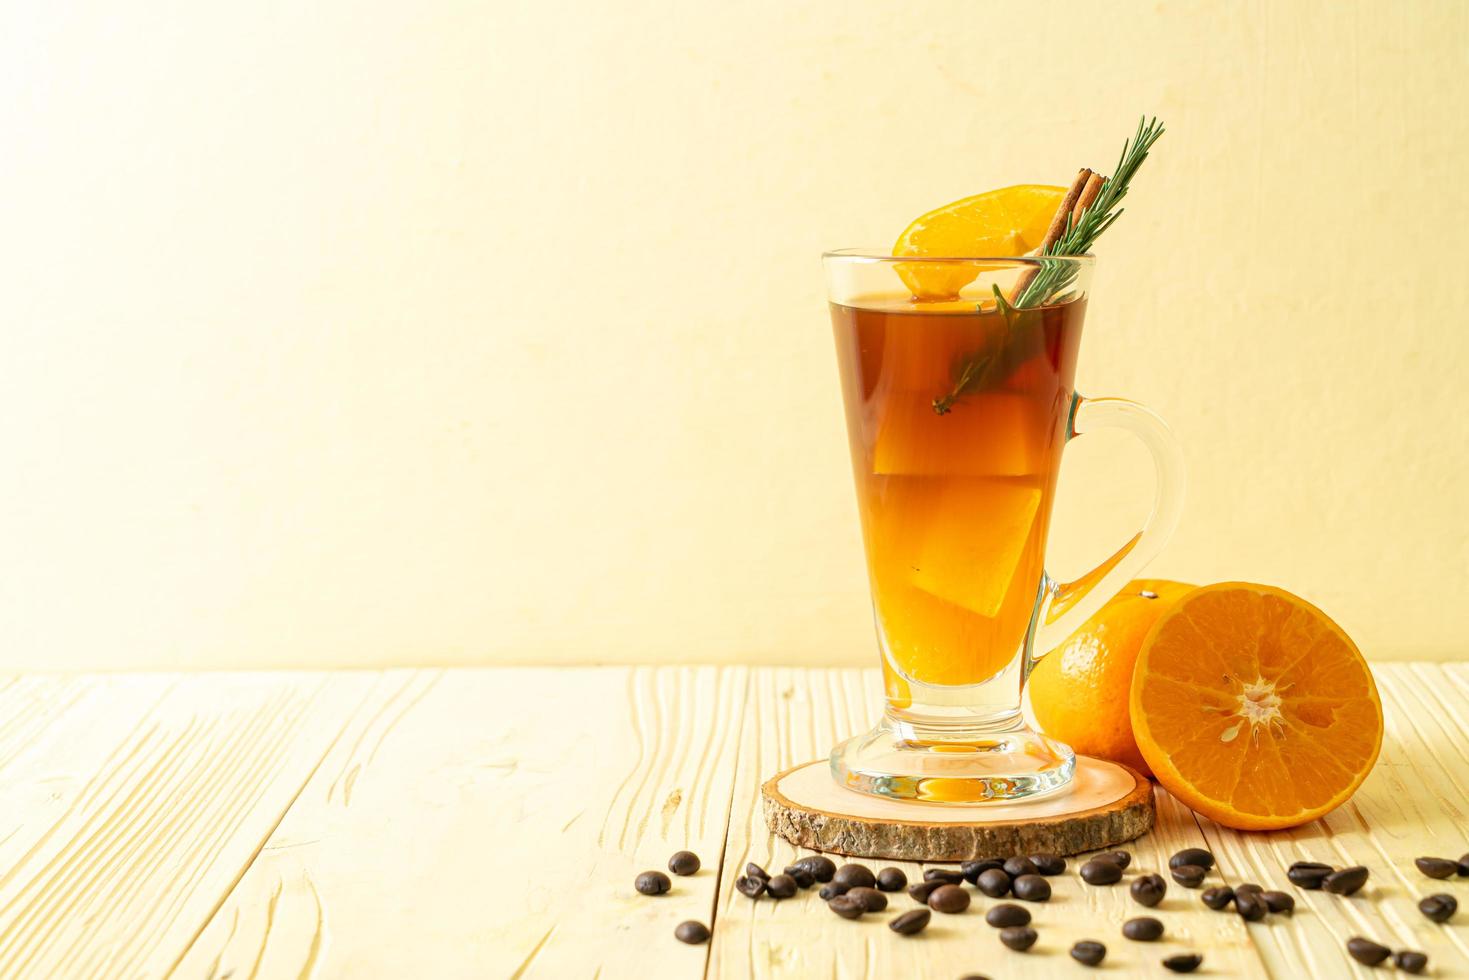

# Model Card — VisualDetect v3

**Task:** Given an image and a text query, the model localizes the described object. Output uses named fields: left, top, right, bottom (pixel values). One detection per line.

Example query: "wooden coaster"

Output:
left=762, top=757, right=1153, bottom=861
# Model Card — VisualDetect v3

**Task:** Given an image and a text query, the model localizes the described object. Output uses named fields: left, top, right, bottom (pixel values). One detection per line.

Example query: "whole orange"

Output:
left=1027, top=579, right=1195, bottom=775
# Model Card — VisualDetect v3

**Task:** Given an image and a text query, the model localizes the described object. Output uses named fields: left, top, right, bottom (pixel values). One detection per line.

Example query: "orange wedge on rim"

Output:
left=892, top=184, right=1066, bottom=300
left=1129, top=582, right=1383, bottom=831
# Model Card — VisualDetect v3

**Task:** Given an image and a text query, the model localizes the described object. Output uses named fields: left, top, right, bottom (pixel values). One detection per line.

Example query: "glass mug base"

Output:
left=829, top=713, right=1076, bottom=804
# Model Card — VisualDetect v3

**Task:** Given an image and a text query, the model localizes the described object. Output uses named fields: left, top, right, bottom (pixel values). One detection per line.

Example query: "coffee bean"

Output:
left=635, top=871, right=671, bottom=895
left=828, top=895, right=865, bottom=919
left=1460, top=852, right=1469, bottom=876
left=1286, top=861, right=1333, bottom=889
left=1262, top=890, right=1294, bottom=915
left=847, top=886, right=887, bottom=912
left=1003, top=856, right=1038, bottom=877
left=876, top=867, right=907, bottom=892
left=889, top=908, right=931, bottom=935
left=1169, top=847, right=1215, bottom=871
left=674, top=920, right=709, bottom=945
left=1394, top=950, right=1429, bottom=975
left=736, top=875, right=766, bottom=899
left=1162, top=953, right=1203, bottom=973
left=907, top=879, right=944, bottom=903
left=796, top=855, right=836, bottom=882
left=1122, top=916, right=1164, bottom=941
left=1323, top=865, right=1369, bottom=895
left=783, top=866, right=815, bottom=889
left=745, top=862, right=769, bottom=881
left=999, top=926, right=1038, bottom=951
left=1415, top=856, right=1458, bottom=879
left=923, top=868, right=966, bottom=885
left=1031, top=853, right=1067, bottom=876
left=1012, top=874, right=1051, bottom=902
left=765, top=874, right=798, bottom=899
left=1345, top=937, right=1391, bottom=967
left=1170, top=864, right=1207, bottom=888
left=985, top=903, right=1031, bottom=927
left=1070, top=940, right=1107, bottom=967
left=817, top=882, right=847, bottom=901
left=833, top=864, right=875, bottom=889
left=976, top=868, right=1011, bottom=897
left=1235, top=890, right=1267, bottom=921
left=1233, top=882, right=1262, bottom=897
left=928, top=884, right=971, bottom=914
left=957, top=976, right=992, bottom=980
left=1080, top=858, right=1123, bottom=885
left=1130, top=873, right=1167, bottom=907
left=962, top=859, right=1003, bottom=883
left=1201, top=886, right=1235, bottom=910
left=1419, top=892, right=1457, bottom=923
left=668, top=850, right=700, bottom=876
left=1100, top=850, right=1132, bottom=870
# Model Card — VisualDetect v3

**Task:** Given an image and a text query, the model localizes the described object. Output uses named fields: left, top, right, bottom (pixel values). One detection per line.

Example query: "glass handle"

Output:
left=1031, top=394, right=1186, bottom=663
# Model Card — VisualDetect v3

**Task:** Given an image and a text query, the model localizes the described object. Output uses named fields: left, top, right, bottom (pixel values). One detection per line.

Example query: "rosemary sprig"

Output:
left=931, top=117, right=1165, bottom=415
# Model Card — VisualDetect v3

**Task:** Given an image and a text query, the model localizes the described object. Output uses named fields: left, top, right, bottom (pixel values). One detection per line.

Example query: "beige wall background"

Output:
left=2, top=0, right=1466, bottom=671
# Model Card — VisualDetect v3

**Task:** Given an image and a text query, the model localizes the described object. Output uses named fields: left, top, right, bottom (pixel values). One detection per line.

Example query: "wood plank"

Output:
left=710, top=666, right=1269, bottom=979
left=1190, top=662, right=1469, bottom=978
left=173, top=666, right=749, bottom=980
left=0, top=671, right=376, bottom=980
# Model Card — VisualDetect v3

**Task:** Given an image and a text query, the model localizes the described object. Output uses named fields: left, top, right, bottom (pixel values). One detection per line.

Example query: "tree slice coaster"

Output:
left=762, top=757, right=1153, bottom=861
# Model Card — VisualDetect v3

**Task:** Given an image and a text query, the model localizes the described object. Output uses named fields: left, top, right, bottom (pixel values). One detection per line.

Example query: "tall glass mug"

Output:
left=824, top=251, right=1184, bottom=803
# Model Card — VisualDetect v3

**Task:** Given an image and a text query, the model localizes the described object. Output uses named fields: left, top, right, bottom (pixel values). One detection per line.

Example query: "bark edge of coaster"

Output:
left=761, top=756, right=1153, bottom=861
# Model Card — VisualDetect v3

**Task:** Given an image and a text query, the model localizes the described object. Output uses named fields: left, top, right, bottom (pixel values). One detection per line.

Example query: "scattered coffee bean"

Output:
left=985, top=903, right=1031, bottom=927
left=745, top=862, right=769, bottom=881
left=1003, top=856, right=1038, bottom=878
left=817, top=882, right=847, bottom=901
left=962, top=858, right=1003, bottom=883
left=1100, top=850, right=1133, bottom=870
left=1345, top=937, right=1391, bottom=967
left=674, top=920, right=709, bottom=945
left=1070, top=940, right=1107, bottom=967
left=833, top=864, right=875, bottom=889
left=1130, top=873, right=1167, bottom=907
left=976, top=868, right=1012, bottom=897
left=928, top=884, right=971, bottom=914
left=1031, top=853, right=1067, bottom=876
left=635, top=871, right=671, bottom=895
left=1012, top=874, right=1051, bottom=902
left=736, top=875, right=766, bottom=899
left=923, top=868, right=966, bottom=885
left=1081, top=858, right=1124, bottom=886
left=1122, top=916, right=1164, bottom=942
left=1394, top=950, right=1429, bottom=975
left=668, top=850, right=700, bottom=876
left=847, top=887, right=887, bottom=912
left=957, top=975, right=992, bottom=980
left=1162, top=953, right=1203, bottom=973
left=1262, top=890, right=1294, bottom=915
left=1170, top=864, right=1207, bottom=888
left=1235, top=890, right=1268, bottom=922
left=908, top=879, right=944, bottom=903
left=1169, top=847, right=1215, bottom=871
left=1286, top=861, right=1333, bottom=889
left=765, top=874, right=798, bottom=899
left=828, top=895, right=865, bottom=919
left=889, top=908, right=931, bottom=935
left=875, top=867, right=907, bottom=892
left=1419, top=892, right=1457, bottom=923
left=796, top=855, right=836, bottom=882
left=1415, top=856, right=1458, bottom=879
left=1460, top=852, right=1469, bottom=876
left=783, top=866, right=815, bottom=889
left=1202, top=886, right=1235, bottom=910
left=1323, top=866, right=1369, bottom=895
left=1234, top=882, right=1263, bottom=897
left=999, top=926, right=1038, bottom=951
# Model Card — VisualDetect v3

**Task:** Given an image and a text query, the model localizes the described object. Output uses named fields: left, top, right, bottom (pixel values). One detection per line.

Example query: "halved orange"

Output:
left=893, top=184, right=1065, bottom=300
left=1130, top=582, right=1383, bottom=831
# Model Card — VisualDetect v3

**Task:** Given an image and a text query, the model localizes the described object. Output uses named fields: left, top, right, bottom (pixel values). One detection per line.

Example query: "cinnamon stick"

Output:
left=1071, top=172, right=1105, bottom=222
left=1009, top=168, right=1092, bottom=302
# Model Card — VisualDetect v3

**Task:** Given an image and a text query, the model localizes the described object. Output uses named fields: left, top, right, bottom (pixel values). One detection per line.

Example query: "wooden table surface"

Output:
left=0, top=664, right=1465, bottom=979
